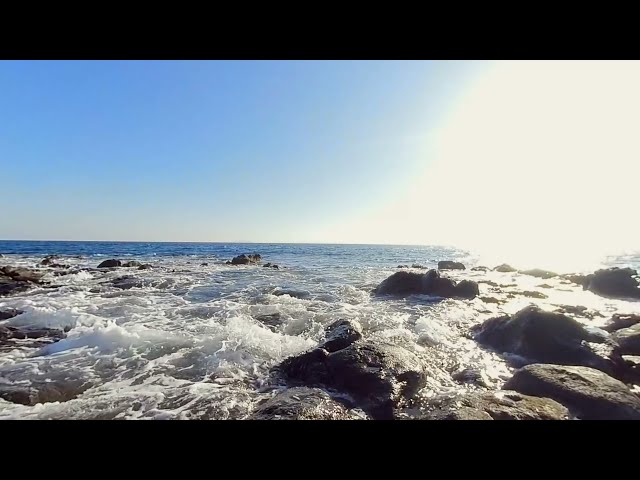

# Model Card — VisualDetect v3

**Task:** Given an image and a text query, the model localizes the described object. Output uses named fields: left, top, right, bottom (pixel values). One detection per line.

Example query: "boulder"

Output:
left=231, top=254, right=261, bottom=265
left=1, top=266, right=45, bottom=284
left=494, top=264, right=517, bottom=273
left=473, top=305, right=610, bottom=370
left=200, top=263, right=209, bottom=267
left=519, top=269, right=558, bottom=279
left=0, top=308, right=23, bottom=320
left=375, top=270, right=479, bottom=299
left=40, top=255, right=60, bottom=266
left=254, top=313, right=284, bottom=329
left=263, top=263, right=280, bottom=269
left=421, top=390, right=569, bottom=420
left=604, top=314, right=640, bottom=333
left=504, top=364, right=640, bottom=420
left=121, top=260, right=142, bottom=268
left=1, top=325, right=67, bottom=352
left=0, top=378, right=92, bottom=406
left=97, top=259, right=122, bottom=268
left=612, top=324, right=640, bottom=356
left=248, top=387, right=362, bottom=420
left=138, top=264, right=153, bottom=270
left=471, top=266, right=488, bottom=272
left=319, top=319, right=363, bottom=353
left=271, top=288, right=310, bottom=299
left=438, top=261, right=466, bottom=270
left=584, top=267, right=640, bottom=299
left=561, top=273, right=589, bottom=287
left=275, top=340, right=427, bottom=419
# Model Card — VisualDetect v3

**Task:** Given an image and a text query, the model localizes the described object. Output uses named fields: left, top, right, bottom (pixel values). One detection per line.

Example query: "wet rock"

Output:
left=583, top=267, right=640, bottom=300
left=276, top=341, right=427, bottom=419
left=397, top=265, right=409, bottom=268
left=411, top=264, right=426, bottom=269
left=494, top=264, right=517, bottom=273
left=249, top=387, right=362, bottom=420
left=97, top=259, right=122, bottom=268
left=263, top=263, right=279, bottom=269
left=1, top=266, right=45, bottom=284
left=561, top=273, right=589, bottom=287
left=231, top=254, right=261, bottom=265
left=538, top=284, right=554, bottom=289
left=0, top=379, right=92, bottom=406
left=40, top=255, right=60, bottom=266
left=0, top=308, right=23, bottom=320
left=612, top=324, right=640, bottom=356
left=200, top=263, right=209, bottom=267
left=473, top=305, right=610, bottom=370
left=504, top=363, right=640, bottom=420
left=471, top=266, right=488, bottom=272
left=108, top=276, right=146, bottom=290
left=480, top=296, right=503, bottom=304
left=520, top=290, right=548, bottom=299
left=438, top=261, right=465, bottom=270
left=255, top=313, right=284, bottom=329
left=451, top=367, right=494, bottom=388
left=0, top=325, right=66, bottom=352
left=480, top=280, right=500, bottom=287
left=552, top=304, right=604, bottom=320
left=421, top=390, right=569, bottom=420
left=604, top=314, right=640, bottom=333
left=272, top=288, right=310, bottom=299
left=375, top=270, right=479, bottom=299
left=122, top=260, right=142, bottom=268
left=519, top=269, right=558, bottom=279
left=319, top=319, right=363, bottom=353
left=138, top=264, right=153, bottom=270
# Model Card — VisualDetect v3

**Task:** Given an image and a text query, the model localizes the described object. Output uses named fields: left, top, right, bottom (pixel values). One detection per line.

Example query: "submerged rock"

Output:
left=612, top=324, right=640, bottom=356
left=411, top=264, right=426, bottom=269
left=0, top=308, right=23, bottom=320
left=97, top=259, right=122, bottom=268
left=604, top=314, right=640, bottom=333
left=275, top=340, right=427, bottom=419
left=263, top=263, right=279, bottom=269
left=420, top=390, right=569, bottom=420
left=473, top=305, right=610, bottom=370
left=583, top=267, right=640, bottom=300
left=254, top=313, right=284, bottom=329
left=319, top=319, right=363, bottom=353
left=0, top=378, right=92, bottom=406
left=138, top=264, right=153, bottom=270
left=471, top=266, right=488, bottom=272
left=107, top=276, right=146, bottom=290
left=375, top=270, right=479, bottom=299
left=519, top=290, right=548, bottom=299
left=504, top=364, right=640, bottom=420
left=0, top=266, right=46, bottom=297
left=0, top=325, right=67, bottom=352
left=438, top=261, right=465, bottom=270
left=200, top=263, right=209, bottom=267
left=397, top=265, right=409, bottom=269
left=271, top=288, right=310, bottom=299
left=519, top=269, right=558, bottom=279
left=231, top=254, right=261, bottom=265
left=494, top=264, right=517, bottom=273
left=121, top=260, right=142, bottom=268
left=40, top=255, right=60, bottom=266
left=249, top=387, right=362, bottom=420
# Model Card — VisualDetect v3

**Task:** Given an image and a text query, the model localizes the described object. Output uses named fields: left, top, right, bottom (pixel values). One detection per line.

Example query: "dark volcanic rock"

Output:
left=494, top=264, right=517, bottom=273
left=276, top=341, right=427, bottom=419
left=561, top=273, right=589, bottom=287
left=584, top=267, right=640, bottom=300
left=438, top=261, right=465, bottom=270
left=473, top=305, right=610, bottom=370
left=612, top=324, right=640, bottom=356
left=249, top=387, right=361, bottom=420
left=504, top=363, right=640, bottom=420
left=375, top=270, right=479, bottom=299
left=263, top=263, right=279, bottom=269
left=231, top=254, right=261, bottom=265
left=519, top=269, right=558, bottom=279
left=553, top=304, right=603, bottom=320
left=97, top=259, right=122, bottom=268
left=480, top=296, right=503, bottom=304
left=604, top=314, right=640, bottom=333
left=319, top=319, right=363, bottom=353
left=451, top=367, right=494, bottom=388
left=0, top=308, right=23, bottom=320
left=422, top=390, right=569, bottom=420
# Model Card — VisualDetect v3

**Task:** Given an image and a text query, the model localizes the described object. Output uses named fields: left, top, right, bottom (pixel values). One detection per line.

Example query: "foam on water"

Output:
left=1, top=241, right=639, bottom=419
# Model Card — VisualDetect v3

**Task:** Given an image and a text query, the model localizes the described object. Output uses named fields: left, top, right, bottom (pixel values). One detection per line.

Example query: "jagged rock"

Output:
left=249, top=387, right=362, bottom=420
left=40, top=255, right=60, bottom=266
left=397, top=265, right=409, bottom=269
left=375, top=270, right=479, bottom=299
left=504, top=363, right=640, bottom=420
left=319, top=319, right=363, bottom=353
left=231, top=254, right=261, bottom=265
left=1, top=266, right=45, bottom=284
left=438, top=261, right=465, bottom=270
left=480, top=296, right=503, bottom=304
left=200, top=263, right=209, bottom=267
left=263, top=263, right=279, bottom=269
left=604, top=314, right=640, bottom=333
left=271, top=288, right=310, bottom=299
left=0, top=325, right=67, bottom=352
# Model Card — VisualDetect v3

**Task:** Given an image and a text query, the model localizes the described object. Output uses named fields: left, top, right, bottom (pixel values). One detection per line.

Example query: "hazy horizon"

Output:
left=2, top=60, right=639, bottom=270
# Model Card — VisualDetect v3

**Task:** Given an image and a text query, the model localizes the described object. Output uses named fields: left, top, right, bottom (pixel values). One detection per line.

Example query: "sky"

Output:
left=1, top=60, right=639, bottom=268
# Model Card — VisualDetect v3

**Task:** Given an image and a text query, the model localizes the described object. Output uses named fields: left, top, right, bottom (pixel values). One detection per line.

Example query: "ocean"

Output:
left=1, top=240, right=639, bottom=419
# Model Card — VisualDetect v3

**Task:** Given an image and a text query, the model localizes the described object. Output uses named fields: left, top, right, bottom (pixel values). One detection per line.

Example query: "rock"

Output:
left=421, top=390, right=569, bottom=420
left=520, top=290, right=548, bottom=299
left=0, top=308, right=23, bottom=320
left=121, top=260, right=142, bottom=268
left=397, top=265, right=409, bottom=269
left=473, top=305, right=610, bottom=370
left=375, top=270, right=479, bottom=299
left=411, top=264, right=426, bottom=269
left=275, top=341, right=427, bottom=419
left=1, top=325, right=66, bottom=352
left=604, top=314, right=640, bottom=333
left=97, top=259, right=122, bottom=268
left=538, top=284, right=553, bottom=289
left=494, top=264, right=517, bottom=273
left=612, top=324, right=640, bottom=356
left=562, top=274, right=589, bottom=287
left=108, top=276, right=146, bottom=290
left=230, top=254, right=261, bottom=265
left=0, top=378, right=92, bottom=406
left=0, top=277, right=32, bottom=296
left=138, top=264, right=153, bottom=270
left=255, top=313, right=284, bottom=329
left=249, top=387, right=362, bottom=420
left=584, top=267, right=640, bottom=299
left=200, top=263, right=209, bottom=267
left=480, top=280, right=500, bottom=287
left=263, top=263, right=279, bottom=269
left=319, top=319, right=363, bottom=353
left=225, top=261, right=232, bottom=265
left=504, top=364, right=640, bottom=420
left=40, top=255, right=60, bottom=266
left=480, top=296, right=503, bottom=304
left=451, top=367, right=494, bottom=388
left=1, top=266, right=45, bottom=284
left=272, top=288, right=310, bottom=299
left=519, top=269, right=558, bottom=279
left=438, top=261, right=466, bottom=270
left=471, top=266, right=488, bottom=272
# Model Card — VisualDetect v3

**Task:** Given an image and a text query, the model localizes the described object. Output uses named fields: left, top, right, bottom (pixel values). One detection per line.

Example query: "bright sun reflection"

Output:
left=336, top=61, right=640, bottom=272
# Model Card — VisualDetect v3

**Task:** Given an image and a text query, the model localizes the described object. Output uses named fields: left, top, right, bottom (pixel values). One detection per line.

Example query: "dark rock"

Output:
left=494, top=264, right=517, bottom=273
left=583, top=267, right=640, bottom=300
left=1, top=266, right=45, bottom=284
left=40, top=255, right=60, bottom=266
left=538, top=284, right=554, bottom=289
left=231, top=254, right=261, bottom=265
left=519, top=269, right=558, bottom=279
left=480, top=296, right=503, bottom=304
left=473, top=305, right=610, bottom=370
left=263, top=263, right=280, bottom=269
left=276, top=341, right=427, bottom=419
left=411, top=264, right=427, bottom=269
left=0, top=379, right=92, bottom=406
left=438, top=261, right=466, bottom=270
left=480, top=280, right=500, bottom=287
left=604, top=314, right=640, bottom=333
left=138, top=264, right=153, bottom=270
left=48, top=263, right=70, bottom=269
left=122, top=260, right=142, bottom=268
left=0, top=308, right=23, bottom=320
left=612, top=324, right=640, bottom=356
left=552, top=305, right=604, bottom=320
left=97, top=259, right=122, bottom=268
left=520, top=290, right=548, bottom=299
left=319, top=319, right=363, bottom=353
left=504, top=363, right=640, bottom=420
left=0, top=277, right=32, bottom=296
left=1, top=325, right=66, bottom=352
left=108, top=276, right=145, bottom=290
left=200, top=263, right=209, bottom=267
left=421, top=390, right=569, bottom=420
left=375, top=270, right=479, bottom=299
left=249, top=387, right=362, bottom=420
left=272, top=288, right=310, bottom=299
left=397, top=265, right=409, bottom=269
left=225, top=261, right=232, bottom=265
left=255, top=313, right=284, bottom=329
left=451, top=367, right=494, bottom=388
left=471, top=266, right=488, bottom=272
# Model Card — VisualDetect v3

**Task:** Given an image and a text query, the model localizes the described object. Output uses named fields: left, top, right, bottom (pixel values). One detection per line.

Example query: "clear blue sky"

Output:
left=1, top=60, right=484, bottom=243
